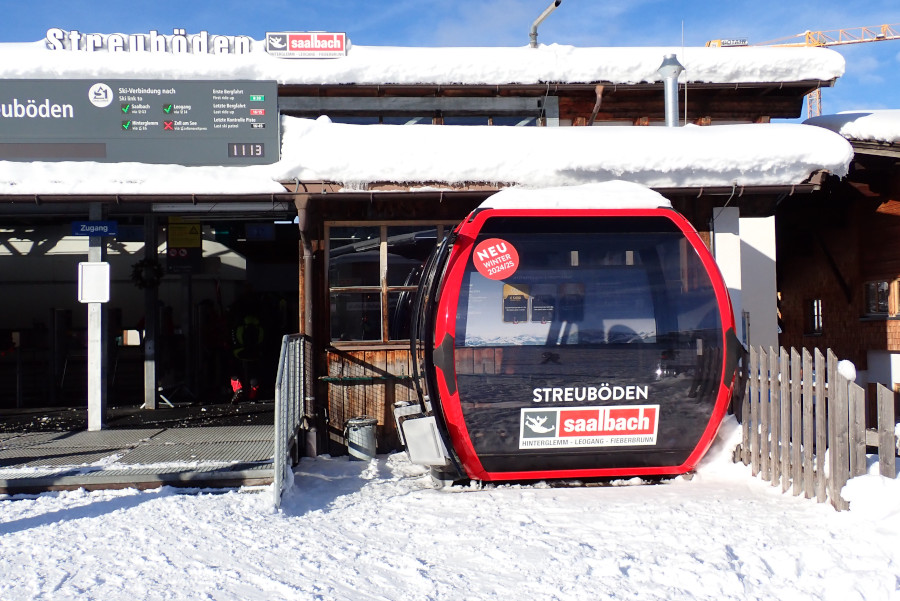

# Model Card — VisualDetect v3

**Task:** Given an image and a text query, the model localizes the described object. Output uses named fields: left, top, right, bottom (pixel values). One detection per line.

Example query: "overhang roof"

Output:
left=0, top=38, right=852, bottom=215
left=805, top=110, right=900, bottom=147
left=0, top=40, right=844, bottom=87
left=0, top=118, right=853, bottom=200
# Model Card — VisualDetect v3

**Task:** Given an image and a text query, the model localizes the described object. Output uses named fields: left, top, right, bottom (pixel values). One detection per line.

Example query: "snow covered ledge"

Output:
left=272, top=117, right=854, bottom=191
left=805, top=109, right=900, bottom=145
left=0, top=116, right=853, bottom=195
left=0, top=41, right=845, bottom=87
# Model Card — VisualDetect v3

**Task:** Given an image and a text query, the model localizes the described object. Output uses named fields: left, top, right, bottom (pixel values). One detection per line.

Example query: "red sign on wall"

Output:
left=265, top=32, right=347, bottom=59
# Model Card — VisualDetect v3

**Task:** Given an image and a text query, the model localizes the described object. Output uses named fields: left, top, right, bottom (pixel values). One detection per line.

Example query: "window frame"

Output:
left=326, top=220, right=458, bottom=345
left=278, top=96, right=560, bottom=126
left=863, top=279, right=898, bottom=318
left=804, top=298, right=824, bottom=336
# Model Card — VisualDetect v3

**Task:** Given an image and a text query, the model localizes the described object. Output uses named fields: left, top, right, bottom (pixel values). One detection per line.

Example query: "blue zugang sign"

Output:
left=71, top=221, right=118, bottom=236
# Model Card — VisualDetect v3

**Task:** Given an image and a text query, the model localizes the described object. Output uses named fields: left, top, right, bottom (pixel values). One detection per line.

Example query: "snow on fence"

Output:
left=273, top=334, right=313, bottom=509
left=734, top=347, right=898, bottom=511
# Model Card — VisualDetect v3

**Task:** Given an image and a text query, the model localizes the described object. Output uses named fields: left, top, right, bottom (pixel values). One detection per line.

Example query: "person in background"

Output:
left=229, top=289, right=264, bottom=403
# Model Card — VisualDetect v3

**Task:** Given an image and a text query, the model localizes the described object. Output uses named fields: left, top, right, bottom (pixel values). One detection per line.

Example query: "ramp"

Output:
left=0, top=426, right=275, bottom=494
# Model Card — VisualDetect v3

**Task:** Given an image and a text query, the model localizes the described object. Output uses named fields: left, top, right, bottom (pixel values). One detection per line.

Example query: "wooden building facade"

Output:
left=0, top=37, right=854, bottom=450
left=279, top=78, right=839, bottom=455
left=777, top=138, right=900, bottom=392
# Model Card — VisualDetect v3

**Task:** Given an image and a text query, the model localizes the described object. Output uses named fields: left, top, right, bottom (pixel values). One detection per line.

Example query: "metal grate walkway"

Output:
left=0, top=425, right=275, bottom=494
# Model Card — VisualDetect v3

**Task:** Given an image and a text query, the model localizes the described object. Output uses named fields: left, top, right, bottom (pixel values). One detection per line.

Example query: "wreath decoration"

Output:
left=130, top=258, right=164, bottom=289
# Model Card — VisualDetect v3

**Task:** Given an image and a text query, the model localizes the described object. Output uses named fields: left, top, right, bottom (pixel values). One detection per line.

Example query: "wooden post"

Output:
left=814, top=348, right=827, bottom=503
left=802, top=348, right=814, bottom=499
left=828, top=350, right=850, bottom=511
left=740, top=352, right=751, bottom=465
left=760, top=347, right=770, bottom=479
left=769, top=347, right=780, bottom=485
left=780, top=347, right=791, bottom=493
left=877, top=385, right=897, bottom=478
left=750, top=346, right=761, bottom=476
left=848, top=382, right=866, bottom=478
left=791, top=347, right=802, bottom=495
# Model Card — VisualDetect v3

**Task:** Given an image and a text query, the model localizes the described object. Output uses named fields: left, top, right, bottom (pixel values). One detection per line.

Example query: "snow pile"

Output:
left=1, top=417, right=899, bottom=601
left=274, top=117, right=853, bottom=189
left=0, top=117, right=851, bottom=196
left=837, top=359, right=857, bottom=382
left=0, top=39, right=845, bottom=86
left=805, top=109, right=900, bottom=145
left=842, top=474, right=900, bottom=521
left=479, top=181, right=673, bottom=210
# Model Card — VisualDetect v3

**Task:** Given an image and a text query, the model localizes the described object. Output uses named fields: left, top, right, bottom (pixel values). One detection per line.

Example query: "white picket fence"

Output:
left=734, top=347, right=898, bottom=511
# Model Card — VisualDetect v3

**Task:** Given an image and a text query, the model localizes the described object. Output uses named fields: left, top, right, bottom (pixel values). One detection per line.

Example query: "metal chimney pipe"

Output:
left=530, top=0, right=562, bottom=48
left=657, top=53, right=684, bottom=127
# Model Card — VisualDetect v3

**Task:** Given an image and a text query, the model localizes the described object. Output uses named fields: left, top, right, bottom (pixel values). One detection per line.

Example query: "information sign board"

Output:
left=78, top=262, right=110, bottom=303
left=0, top=80, right=279, bottom=165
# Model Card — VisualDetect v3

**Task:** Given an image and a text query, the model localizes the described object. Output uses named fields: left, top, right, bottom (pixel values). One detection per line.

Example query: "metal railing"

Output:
left=273, top=334, right=313, bottom=508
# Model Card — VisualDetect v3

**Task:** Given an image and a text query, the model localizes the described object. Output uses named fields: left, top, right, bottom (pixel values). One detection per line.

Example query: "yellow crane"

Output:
left=708, top=24, right=900, bottom=117
left=755, top=23, right=900, bottom=47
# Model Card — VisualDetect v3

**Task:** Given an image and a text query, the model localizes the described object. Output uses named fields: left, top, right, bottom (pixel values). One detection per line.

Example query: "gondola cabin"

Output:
left=399, top=181, right=741, bottom=483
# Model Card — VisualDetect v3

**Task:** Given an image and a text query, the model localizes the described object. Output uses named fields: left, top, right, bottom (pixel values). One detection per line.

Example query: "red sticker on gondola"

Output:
left=473, top=238, right=519, bottom=280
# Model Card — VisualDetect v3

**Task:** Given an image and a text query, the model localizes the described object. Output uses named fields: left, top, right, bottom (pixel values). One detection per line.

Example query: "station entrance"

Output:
left=0, top=200, right=299, bottom=429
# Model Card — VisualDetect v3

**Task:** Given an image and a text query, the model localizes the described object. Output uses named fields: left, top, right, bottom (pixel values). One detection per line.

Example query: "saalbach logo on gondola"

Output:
left=519, top=405, right=659, bottom=449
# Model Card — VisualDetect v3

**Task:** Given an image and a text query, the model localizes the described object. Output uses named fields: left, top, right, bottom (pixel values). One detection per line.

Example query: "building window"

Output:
left=442, top=116, right=537, bottom=126
left=805, top=299, right=823, bottom=335
left=490, top=116, right=538, bottom=127
left=329, top=115, right=540, bottom=126
left=327, top=222, right=457, bottom=342
left=381, top=116, right=433, bottom=125
left=280, top=96, right=558, bottom=126
left=442, top=116, right=491, bottom=126
left=329, top=116, right=381, bottom=125
left=864, top=280, right=895, bottom=316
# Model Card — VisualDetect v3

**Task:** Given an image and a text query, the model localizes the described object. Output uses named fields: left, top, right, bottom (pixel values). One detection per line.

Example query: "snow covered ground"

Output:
left=1, top=417, right=899, bottom=601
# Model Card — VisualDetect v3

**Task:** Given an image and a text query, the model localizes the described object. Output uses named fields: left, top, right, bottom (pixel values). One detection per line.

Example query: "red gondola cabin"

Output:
left=398, top=181, right=741, bottom=483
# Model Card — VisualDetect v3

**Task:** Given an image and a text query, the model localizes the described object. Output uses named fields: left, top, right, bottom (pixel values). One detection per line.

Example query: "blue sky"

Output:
left=1, top=0, right=898, bottom=118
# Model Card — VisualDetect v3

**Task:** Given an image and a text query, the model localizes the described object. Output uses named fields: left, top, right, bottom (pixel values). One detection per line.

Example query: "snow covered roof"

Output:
left=0, top=39, right=845, bottom=86
left=278, top=118, right=853, bottom=189
left=0, top=117, right=854, bottom=195
left=0, top=36, right=852, bottom=196
left=805, top=110, right=900, bottom=145
left=479, top=181, right=673, bottom=210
